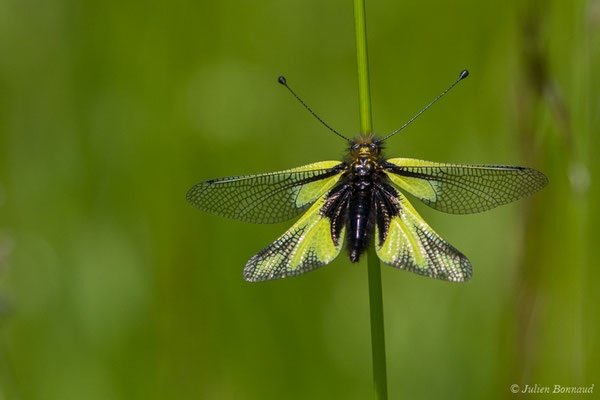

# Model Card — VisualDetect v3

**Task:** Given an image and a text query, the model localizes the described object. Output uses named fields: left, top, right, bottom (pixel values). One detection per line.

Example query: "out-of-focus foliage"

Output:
left=0, top=0, right=598, bottom=398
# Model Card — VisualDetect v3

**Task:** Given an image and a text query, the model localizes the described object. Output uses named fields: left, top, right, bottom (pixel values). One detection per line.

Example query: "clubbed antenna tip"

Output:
left=376, top=69, right=471, bottom=143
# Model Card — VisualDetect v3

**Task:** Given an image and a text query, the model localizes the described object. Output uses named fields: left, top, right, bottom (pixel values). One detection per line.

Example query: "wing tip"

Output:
left=243, top=274, right=261, bottom=283
left=536, top=170, right=549, bottom=190
left=377, top=247, right=473, bottom=282
left=186, top=182, right=209, bottom=207
left=242, top=267, right=294, bottom=282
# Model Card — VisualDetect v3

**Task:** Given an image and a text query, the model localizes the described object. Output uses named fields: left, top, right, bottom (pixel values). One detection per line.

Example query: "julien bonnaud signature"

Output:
left=510, top=384, right=595, bottom=394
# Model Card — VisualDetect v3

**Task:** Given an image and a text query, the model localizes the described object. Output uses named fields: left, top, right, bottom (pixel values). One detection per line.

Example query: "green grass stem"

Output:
left=354, top=0, right=373, bottom=135
left=353, top=0, right=388, bottom=398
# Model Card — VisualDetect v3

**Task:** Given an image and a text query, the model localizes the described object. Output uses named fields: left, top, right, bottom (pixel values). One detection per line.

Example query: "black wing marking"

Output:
left=383, top=158, right=548, bottom=214
left=187, top=161, right=345, bottom=223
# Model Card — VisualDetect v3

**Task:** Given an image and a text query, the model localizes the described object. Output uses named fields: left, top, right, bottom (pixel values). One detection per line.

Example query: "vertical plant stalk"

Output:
left=366, top=246, right=388, bottom=400
left=354, top=0, right=373, bottom=134
left=353, top=0, right=388, bottom=399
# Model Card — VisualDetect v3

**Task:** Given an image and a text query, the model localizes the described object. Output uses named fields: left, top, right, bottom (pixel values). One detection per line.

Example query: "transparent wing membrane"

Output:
left=384, top=158, right=548, bottom=214
left=186, top=161, right=344, bottom=223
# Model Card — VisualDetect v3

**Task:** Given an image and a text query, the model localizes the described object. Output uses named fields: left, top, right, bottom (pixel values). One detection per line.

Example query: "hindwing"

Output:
left=243, top=186, right=351, bottom=282
left=373, top=183, right=472, bottom=282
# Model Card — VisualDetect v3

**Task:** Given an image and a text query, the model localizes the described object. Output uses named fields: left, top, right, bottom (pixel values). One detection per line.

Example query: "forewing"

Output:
left=374, top=186, right=472, bottom=282
left=244, top=191, right=347, bottom=282
left=384, top=158, right=548, bottom=214
left=187, top=161, right=344, bottom=223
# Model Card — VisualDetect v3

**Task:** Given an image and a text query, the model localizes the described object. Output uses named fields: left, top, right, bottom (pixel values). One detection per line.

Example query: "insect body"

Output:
left=187, top=71, right=547, bottom=282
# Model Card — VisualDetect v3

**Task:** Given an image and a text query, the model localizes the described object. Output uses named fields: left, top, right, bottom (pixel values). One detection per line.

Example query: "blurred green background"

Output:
left=0, top=0, right=598, bottom=398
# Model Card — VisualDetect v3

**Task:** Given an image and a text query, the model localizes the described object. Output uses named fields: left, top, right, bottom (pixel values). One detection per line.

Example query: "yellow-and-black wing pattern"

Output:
left=189, top=152, right=546, bottom=283
left=187, top=161, right=344, bottom=223
left=383, top=158, right=548, bottom=214
left=244, top=186, right=351, bottom=282
left=373, top=182, right=472, bottom=282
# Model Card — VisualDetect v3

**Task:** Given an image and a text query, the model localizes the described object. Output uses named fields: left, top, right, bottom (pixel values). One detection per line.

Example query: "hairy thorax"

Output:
left=348, top=135, right=384, bottom=185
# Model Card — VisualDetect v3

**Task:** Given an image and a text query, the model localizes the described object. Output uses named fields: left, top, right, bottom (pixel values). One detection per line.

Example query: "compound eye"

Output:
left=369, top=144, right=376, bottom=150
left=352, top=144, right=360, bottom=150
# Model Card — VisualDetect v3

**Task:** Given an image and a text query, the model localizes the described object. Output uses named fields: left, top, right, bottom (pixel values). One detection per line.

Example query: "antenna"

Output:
left=278, top=76, right=352, bottom=143
left=376, top=69, right=469, bottom=143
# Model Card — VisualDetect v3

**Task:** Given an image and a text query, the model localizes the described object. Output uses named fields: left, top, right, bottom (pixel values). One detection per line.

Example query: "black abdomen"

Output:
left=348, top=185, right=372, bottom=262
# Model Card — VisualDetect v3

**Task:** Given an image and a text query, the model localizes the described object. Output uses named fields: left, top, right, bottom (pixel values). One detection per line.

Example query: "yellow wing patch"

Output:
left=385, top=171, right=437, bottom=202
left=244, top=192, right=344, bottom=282
left=375, top=192, right=472, bottom=282
left=384, top=158, right=440, bottom=201
left=294, top=161, right=343, bottom=207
